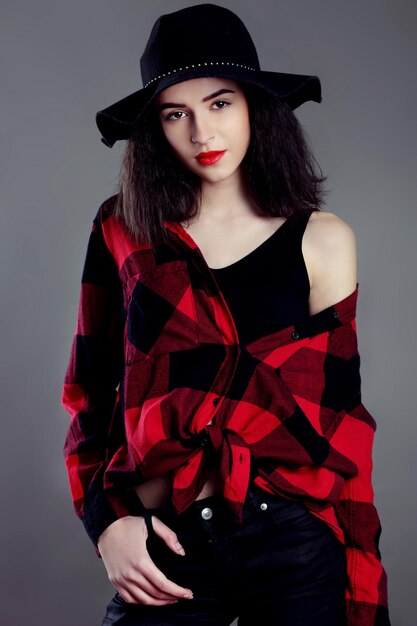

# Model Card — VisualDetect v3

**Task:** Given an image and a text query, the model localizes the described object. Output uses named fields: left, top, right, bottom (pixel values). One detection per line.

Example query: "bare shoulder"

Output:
left=303, top=210, right=358, bottom=315
left=306, top=210, right=357, bottom=263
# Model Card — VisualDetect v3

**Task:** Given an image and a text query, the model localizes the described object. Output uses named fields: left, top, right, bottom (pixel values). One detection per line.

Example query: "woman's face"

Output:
left=154, top=77, right=251, bottom=186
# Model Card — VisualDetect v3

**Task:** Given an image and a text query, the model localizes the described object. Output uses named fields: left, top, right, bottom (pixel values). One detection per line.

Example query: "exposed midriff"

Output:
left=133, top=470, right=222, bottom=509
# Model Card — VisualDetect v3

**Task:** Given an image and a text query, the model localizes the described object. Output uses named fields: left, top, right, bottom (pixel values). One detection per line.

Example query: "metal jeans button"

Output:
left=201, top=507, right=213, bottom=520
left=260, top=502, right=268, bottom=511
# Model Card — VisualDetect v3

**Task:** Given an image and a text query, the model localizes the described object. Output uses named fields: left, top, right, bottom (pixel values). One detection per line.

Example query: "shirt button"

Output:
left=201, top=507, right=213, bottom=520
left=260, top=502, right=268, bottom=511
left=291, top=331, right=299, bottom=339
left=212, top=397, right=220, bottom=406
left=333, top=310, right=340, bottom=318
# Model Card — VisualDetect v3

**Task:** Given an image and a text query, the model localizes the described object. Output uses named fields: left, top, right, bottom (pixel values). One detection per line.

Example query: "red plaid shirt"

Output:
left=62, top=196, right=390, bottom=625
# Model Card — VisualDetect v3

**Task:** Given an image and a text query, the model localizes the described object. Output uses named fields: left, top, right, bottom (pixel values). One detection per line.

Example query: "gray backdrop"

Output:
left=1, top=1, right=415, bottom=624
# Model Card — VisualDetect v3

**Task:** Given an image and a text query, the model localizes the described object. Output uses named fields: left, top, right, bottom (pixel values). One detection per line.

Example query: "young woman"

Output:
left=62, top=4, right=390, bottom=625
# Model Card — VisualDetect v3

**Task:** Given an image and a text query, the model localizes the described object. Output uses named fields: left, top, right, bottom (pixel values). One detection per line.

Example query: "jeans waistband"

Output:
left=145, top=481, right=290, bottom=526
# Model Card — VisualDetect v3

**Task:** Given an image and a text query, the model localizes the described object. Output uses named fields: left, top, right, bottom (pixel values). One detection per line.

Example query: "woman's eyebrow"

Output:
left=158, top=88, right=236, bottom=111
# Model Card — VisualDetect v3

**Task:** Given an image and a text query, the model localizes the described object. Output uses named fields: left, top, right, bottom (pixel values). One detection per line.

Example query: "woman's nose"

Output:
left=190, top=115, right=215, bottom=145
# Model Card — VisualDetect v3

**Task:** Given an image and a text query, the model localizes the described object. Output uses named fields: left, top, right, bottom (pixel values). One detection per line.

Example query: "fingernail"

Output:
left=175, top=543, right=185, bottom=555
left=183, top=593, right=193, bottom=599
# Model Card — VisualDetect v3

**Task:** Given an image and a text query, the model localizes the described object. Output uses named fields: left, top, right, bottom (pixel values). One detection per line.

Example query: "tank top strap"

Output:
left=284, top=209, right=314, bottom=238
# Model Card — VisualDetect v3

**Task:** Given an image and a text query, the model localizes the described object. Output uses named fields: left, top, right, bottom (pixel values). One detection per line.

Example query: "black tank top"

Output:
left=208, top=211, right=312, bottom=346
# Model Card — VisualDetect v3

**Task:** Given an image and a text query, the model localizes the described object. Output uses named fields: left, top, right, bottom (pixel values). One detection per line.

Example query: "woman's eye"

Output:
left=165, top=111, right=185, bottom=121
left=165, top=100, right=230, bottom=122
left=212, top=99, right=230, bottom=110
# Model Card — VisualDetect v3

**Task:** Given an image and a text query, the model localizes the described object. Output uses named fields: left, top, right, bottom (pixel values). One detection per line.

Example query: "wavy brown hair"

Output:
left=113, top=82, right=328, bottom=246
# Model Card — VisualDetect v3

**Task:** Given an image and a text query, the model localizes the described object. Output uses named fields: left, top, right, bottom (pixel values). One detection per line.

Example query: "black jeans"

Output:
left=101, top=483, right=347, bottom=625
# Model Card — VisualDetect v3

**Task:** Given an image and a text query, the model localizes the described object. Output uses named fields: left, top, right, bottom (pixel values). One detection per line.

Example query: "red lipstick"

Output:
left=195, top=150, right=226, bottom=166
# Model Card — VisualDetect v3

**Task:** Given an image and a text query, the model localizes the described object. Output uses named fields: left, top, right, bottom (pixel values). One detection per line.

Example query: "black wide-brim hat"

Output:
left=96, top=3, right=322, bottom=148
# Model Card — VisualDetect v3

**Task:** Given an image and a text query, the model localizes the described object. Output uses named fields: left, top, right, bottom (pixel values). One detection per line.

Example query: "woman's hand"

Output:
left=97, top=515, right=194, bottom=605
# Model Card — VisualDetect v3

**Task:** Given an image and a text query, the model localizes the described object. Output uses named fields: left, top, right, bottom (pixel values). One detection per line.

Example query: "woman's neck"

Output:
left=199, top=174, right=255, bottom=224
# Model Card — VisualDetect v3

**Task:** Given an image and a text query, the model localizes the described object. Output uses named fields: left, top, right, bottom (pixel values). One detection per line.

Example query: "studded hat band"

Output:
left=144, top=61, right=257, bottom=88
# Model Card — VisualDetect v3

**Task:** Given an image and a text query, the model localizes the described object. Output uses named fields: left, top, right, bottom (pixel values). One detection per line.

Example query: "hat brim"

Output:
left=96, top=66, right=322, bottom=148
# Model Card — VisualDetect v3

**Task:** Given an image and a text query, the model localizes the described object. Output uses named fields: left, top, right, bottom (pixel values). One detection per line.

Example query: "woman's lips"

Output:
left=195, top=150, right=226, bottom=166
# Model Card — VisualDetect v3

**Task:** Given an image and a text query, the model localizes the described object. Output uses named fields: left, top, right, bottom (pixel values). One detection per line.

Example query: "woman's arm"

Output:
left=61, top=203, right=144, bottom=555
left=61, top=201, right=195, bottom=604
left=304, top=211, right=390, bottom=625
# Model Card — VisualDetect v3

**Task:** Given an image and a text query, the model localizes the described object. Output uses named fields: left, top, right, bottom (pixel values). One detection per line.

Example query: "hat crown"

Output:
left=140, top=3, right=260, bottom=87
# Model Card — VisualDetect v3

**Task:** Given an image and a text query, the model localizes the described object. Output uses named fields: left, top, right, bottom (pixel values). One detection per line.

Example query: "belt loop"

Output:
left=244, top=481, right=260, bottom=511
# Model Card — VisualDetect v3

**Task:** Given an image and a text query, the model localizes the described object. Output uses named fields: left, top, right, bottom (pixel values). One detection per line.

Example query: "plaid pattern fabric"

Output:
left=62, top=196, right=390, bottom=625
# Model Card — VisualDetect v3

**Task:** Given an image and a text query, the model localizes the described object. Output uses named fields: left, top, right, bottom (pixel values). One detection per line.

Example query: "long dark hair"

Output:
left=113, top=82, right=328, bottom=246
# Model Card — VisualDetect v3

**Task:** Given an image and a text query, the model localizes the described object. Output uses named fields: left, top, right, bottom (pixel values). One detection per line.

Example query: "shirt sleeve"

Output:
left=61, top=202, right=145, bottom=558
left=330, top=326, right=391, bottom=625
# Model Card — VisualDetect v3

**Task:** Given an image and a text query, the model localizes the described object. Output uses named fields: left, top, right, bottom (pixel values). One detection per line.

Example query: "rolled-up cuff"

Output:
left=82, top=486, right=146, bottom=558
